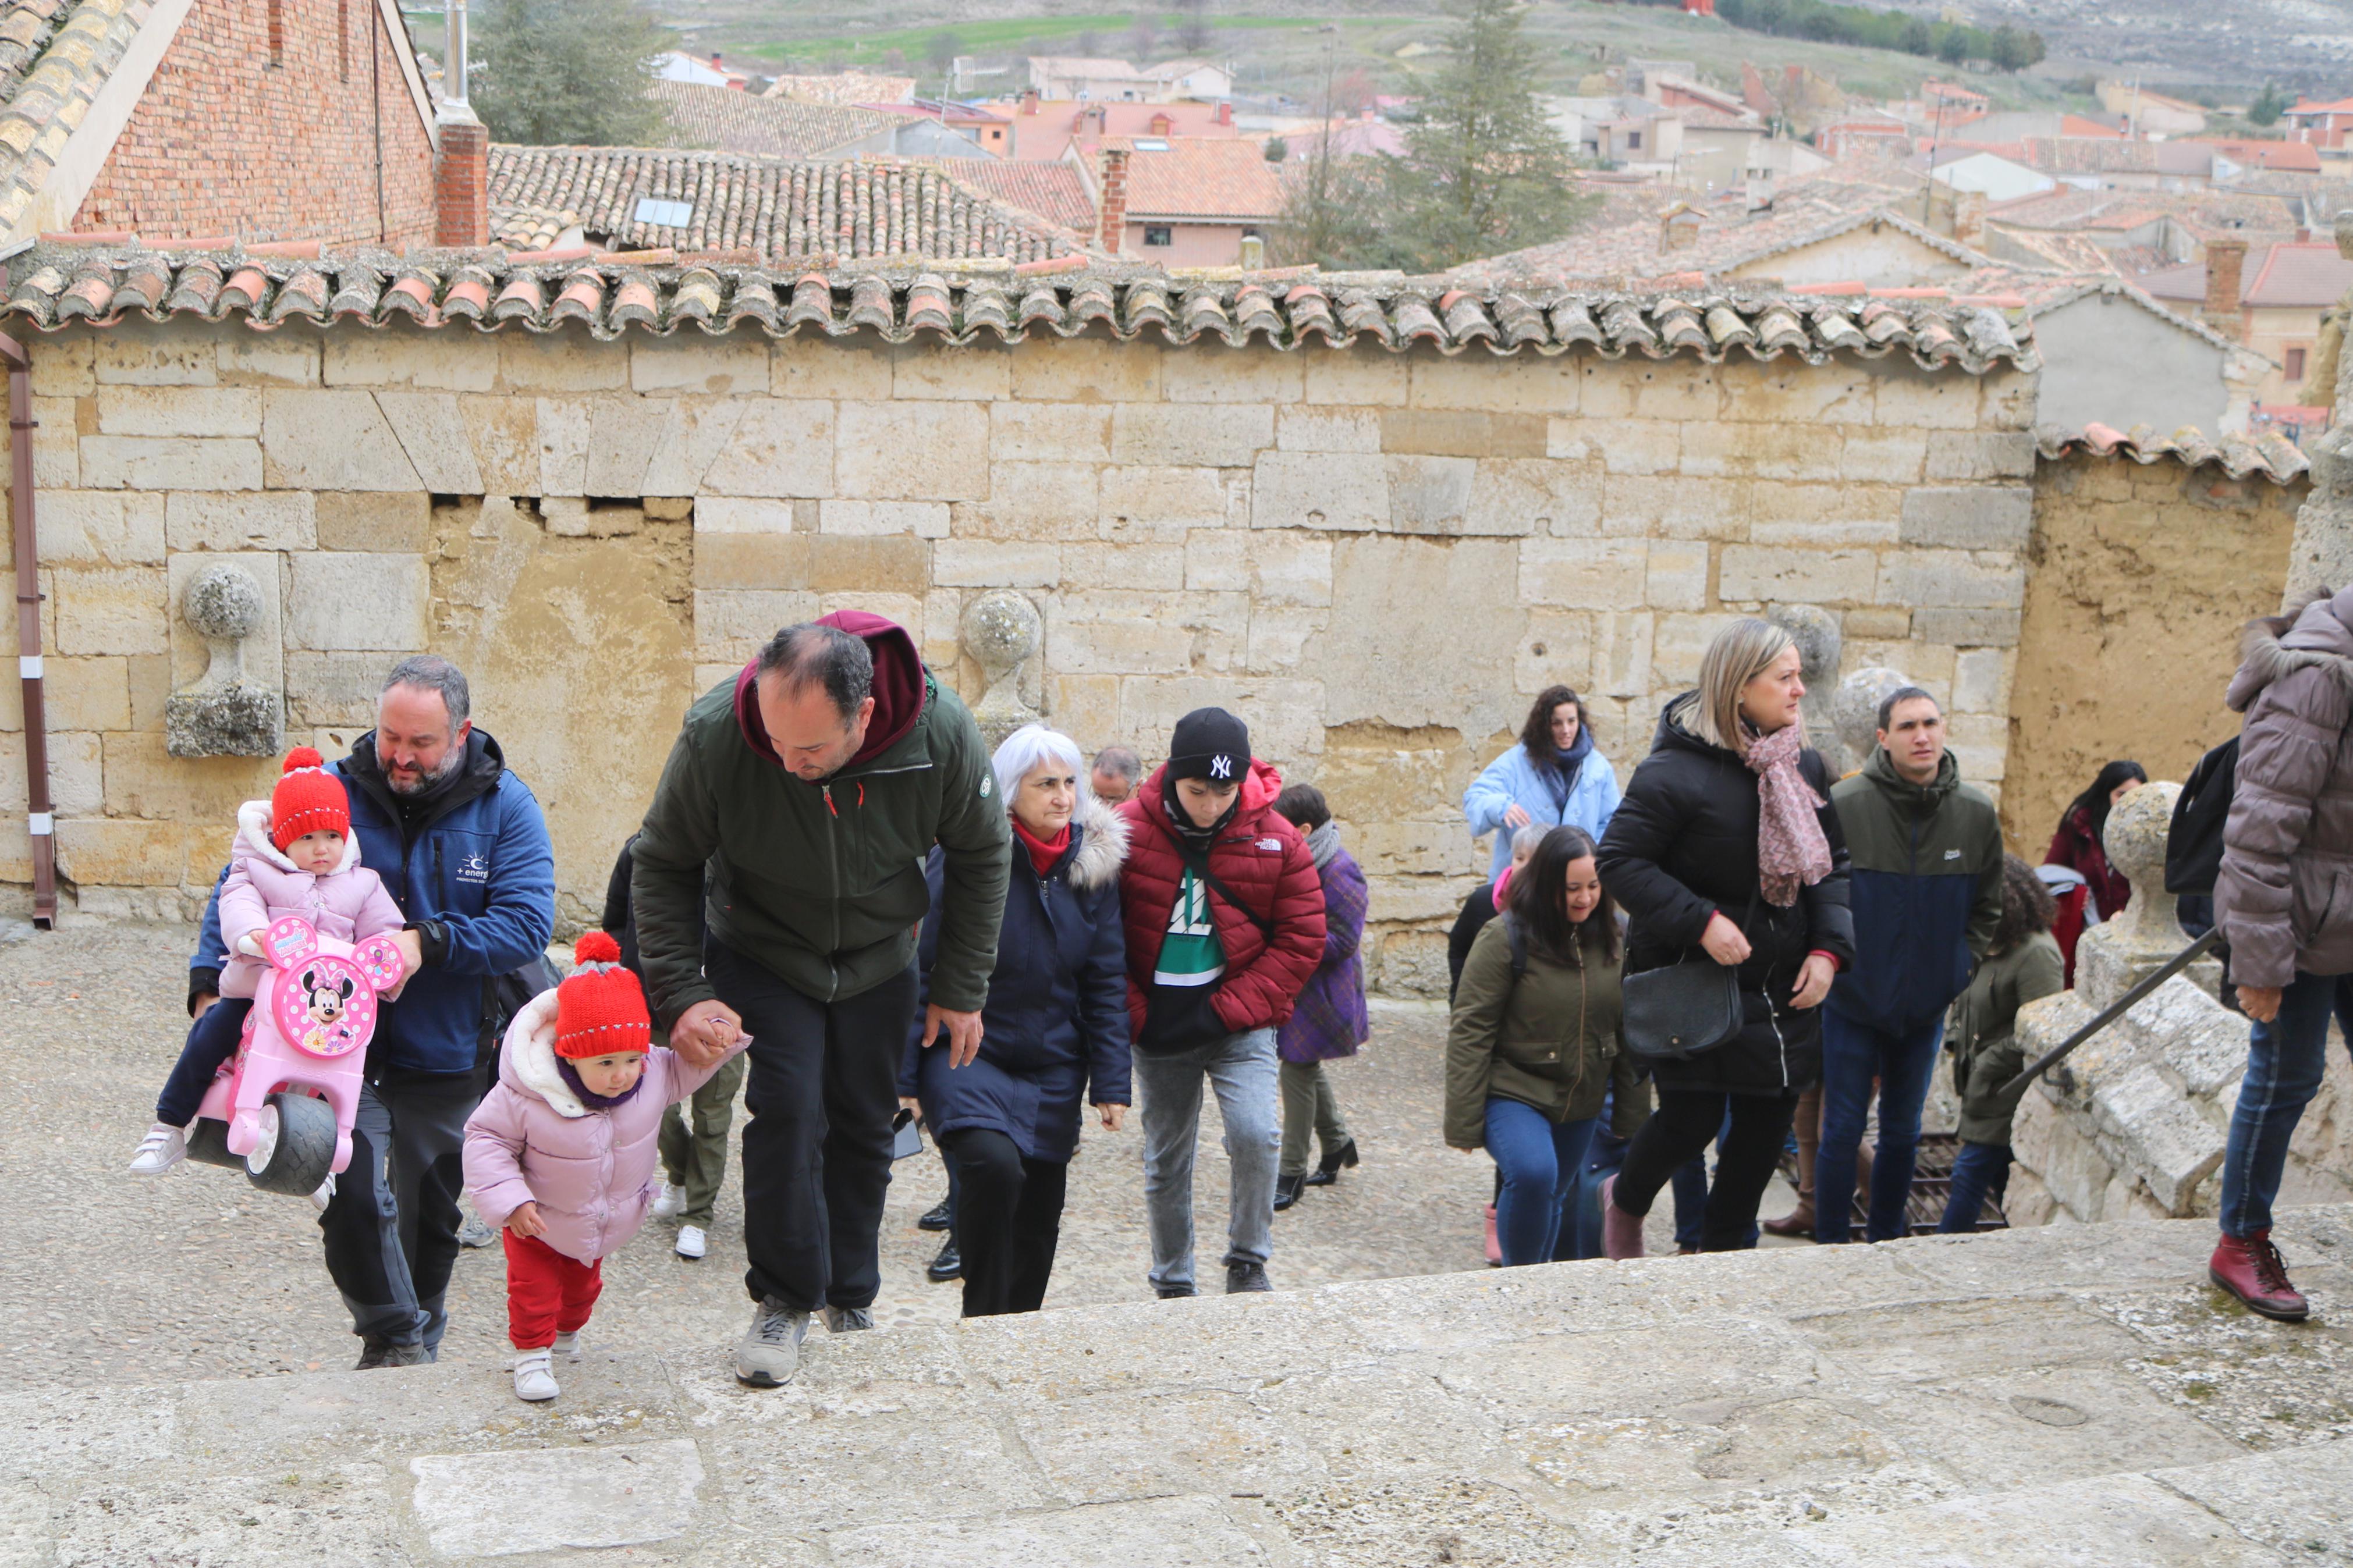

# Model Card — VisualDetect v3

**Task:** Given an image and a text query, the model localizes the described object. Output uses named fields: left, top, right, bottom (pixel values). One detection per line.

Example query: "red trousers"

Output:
left=502, top=1230, right=603, bottom=1350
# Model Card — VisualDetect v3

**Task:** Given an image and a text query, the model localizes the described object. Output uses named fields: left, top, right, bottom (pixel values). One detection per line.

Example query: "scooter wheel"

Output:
left=244, top=1091, right=338, bottom=1197
left=184, top=1117, right=240, bottom=1170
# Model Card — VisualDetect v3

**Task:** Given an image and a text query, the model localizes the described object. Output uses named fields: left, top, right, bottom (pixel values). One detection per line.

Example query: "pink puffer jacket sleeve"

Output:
left=653, top=1035, right=751, bottom=1106
left=217, top=859, right=270, bottom=952
left=461, top=1082, right=537, bottom=1232
left=349, top=866, right=408, bottom=943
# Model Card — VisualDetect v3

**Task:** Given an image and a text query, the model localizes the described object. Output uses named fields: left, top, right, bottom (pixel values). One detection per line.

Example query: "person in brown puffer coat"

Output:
left=2210, top=585, right=2353, bottom=1323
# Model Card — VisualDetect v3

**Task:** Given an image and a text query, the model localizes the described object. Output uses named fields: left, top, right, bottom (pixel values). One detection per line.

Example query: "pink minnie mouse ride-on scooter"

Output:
left=180, top=915, right=408, bottom=1196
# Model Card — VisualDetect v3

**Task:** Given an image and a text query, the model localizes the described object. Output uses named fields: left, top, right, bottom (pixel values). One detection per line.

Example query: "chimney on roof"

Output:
left=1021, top=88, right=1039, bottom=114
left=1952, top=189, right=1986, bottom=251
left=1149, top=112, right=1172, bottom=136
left=1216, top=99, right=1233, bottom=127
left=1660, top=207, right=1703, bottom=253
left=1098, top=147, right=1129, bottom=254
left=2204, top=238, right=2248, bottom=336
left=432, top=0, right=487, bottom=246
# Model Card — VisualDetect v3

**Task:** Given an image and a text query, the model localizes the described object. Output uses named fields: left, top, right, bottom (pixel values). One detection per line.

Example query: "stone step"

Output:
left=3, top=1205, right=2348, bottom=1566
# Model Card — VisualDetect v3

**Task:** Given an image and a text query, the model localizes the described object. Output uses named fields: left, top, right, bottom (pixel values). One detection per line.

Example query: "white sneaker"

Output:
left=552, top=1330, right=581, bottom=1361
left=513, top=1348, right=558, bottom=1402
left=129, top=1123, right=186, bottom=1175
left=308, top=1173, right=336, bottom=1213
left=676, top=1224, right=707, bottom=1260
left=648, top=1181, right=685, bottom=1220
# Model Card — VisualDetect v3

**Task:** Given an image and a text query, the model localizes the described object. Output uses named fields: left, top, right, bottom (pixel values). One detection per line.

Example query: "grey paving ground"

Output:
left=2, top=922, right=1750, bottom=1388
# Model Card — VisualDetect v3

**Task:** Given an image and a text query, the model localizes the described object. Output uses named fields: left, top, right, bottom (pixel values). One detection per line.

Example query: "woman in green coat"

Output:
left=1446, top=826, right=1651, bottom=1265
left=1937, top=854, right=2064, bottom=1231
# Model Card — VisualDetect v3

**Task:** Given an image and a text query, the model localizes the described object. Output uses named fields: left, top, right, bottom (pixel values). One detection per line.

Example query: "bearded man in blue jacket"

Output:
left=189, top=655, right=555, bottom=1366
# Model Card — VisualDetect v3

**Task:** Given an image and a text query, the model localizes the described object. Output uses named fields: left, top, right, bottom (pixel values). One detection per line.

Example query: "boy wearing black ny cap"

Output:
left=1115, top=707, right=1326, bottom=1296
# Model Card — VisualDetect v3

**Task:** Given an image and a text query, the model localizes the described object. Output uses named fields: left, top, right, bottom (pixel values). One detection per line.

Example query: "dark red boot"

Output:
left=2209, top=1230, right=2311, bottom=1322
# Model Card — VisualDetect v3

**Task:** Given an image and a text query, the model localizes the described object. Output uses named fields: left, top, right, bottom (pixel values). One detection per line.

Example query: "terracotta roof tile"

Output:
left=2035, top=421, right=2308, bottom=484
left=943, top=159, right=1095, bottom=234
left=762, top=72, right=917, bottom=106
left=0, top=243, right=2034, bottom=374
left=487, top=146, right=1090, bottom=265
left=2135, top=241, right=2353, bottom=310
left=650, top=80, right=896, bottom=159
left=0, top=0, right=148, bottom=233
left=1102, top=136, right=1283, bottom=222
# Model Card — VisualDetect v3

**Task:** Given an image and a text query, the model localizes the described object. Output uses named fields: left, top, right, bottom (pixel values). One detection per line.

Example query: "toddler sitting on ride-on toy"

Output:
left=464, top=931, right=750, bottom=1403
left=127, top=747, right=406, bottom=1199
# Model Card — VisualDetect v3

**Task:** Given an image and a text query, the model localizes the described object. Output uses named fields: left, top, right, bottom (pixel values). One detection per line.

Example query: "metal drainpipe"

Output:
left=0, top=329, right=55, bottom=926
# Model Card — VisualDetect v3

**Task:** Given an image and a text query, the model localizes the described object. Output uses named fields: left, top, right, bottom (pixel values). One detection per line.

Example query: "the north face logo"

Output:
left=1258, top=838, right=1282, bottom=852
left=1210, top=755, right=1233, bottom=780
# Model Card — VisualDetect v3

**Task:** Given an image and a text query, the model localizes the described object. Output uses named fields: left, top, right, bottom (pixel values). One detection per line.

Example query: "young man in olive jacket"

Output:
left=1818, top=687, right=2003, bottom=1245
left=632, top=614, right=1011, bottom=1386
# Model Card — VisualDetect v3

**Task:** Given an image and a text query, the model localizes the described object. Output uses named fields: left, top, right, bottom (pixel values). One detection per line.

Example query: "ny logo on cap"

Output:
left=1211, top=755, right=1233, bottom=780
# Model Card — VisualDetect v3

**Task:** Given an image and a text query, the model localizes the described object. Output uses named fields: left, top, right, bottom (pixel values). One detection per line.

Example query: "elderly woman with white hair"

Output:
left=899, top=724, right=1132, bottom=1317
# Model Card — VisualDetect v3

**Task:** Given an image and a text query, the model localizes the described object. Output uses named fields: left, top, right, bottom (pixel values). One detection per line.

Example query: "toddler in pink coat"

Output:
left=464, top=931, right=748, bottom=1402
left=128, top=748, right=406, bottom=1189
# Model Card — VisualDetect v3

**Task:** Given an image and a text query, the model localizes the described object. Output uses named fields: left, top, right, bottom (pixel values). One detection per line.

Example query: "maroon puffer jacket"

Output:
left=1116, top=760, right=1328, bottom=1037
left=2218, top=585, right=2353, bottom=989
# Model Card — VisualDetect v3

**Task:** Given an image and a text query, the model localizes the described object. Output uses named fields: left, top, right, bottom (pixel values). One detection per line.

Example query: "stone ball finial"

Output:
left=183, top=562, right=264, bottom=642
left=1768, top=603, right=1843, bottom=688
left=960, top=590, right=1042, bottom=682
left=2336, top=207, right=2353, bottom=262
left=1832, top=666, right=1912, bottom=770
left=2100, top=780, right=2178, bottom=894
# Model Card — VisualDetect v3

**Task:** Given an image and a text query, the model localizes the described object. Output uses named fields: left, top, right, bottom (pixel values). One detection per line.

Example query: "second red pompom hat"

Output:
left=271, top=746, right=351, bottom=849
left=555, top=930, right=651, bottom=1059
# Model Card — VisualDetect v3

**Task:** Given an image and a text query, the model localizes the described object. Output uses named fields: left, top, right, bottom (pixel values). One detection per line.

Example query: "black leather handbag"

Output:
left=1621, top=897, right=1754, bottom=1063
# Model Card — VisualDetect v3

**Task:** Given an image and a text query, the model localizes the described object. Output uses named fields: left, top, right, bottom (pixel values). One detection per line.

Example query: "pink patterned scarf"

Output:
left=1744, top=721, right=1832, bottom=907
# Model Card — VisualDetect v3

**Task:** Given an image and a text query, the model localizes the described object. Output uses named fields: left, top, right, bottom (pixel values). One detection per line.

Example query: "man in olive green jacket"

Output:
left=634, top=611, right=1009, bottom=1386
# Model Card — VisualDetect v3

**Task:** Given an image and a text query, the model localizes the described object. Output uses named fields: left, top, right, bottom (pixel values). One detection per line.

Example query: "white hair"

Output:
left=1511, top=823, right=1548, bottom=856
left=991, top=724, right=1089, bottom=813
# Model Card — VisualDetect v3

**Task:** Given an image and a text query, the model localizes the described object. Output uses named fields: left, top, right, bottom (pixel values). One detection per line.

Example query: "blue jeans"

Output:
left=1484, top=1098, right=1598, bottom=1267
left=1564, top=1128, right=1629, bottom=1261
left=1816, top=1011, right=1944, bottom=1244
left=1133, top=1029, right=1280, bottom=1293
left=156, top=998, right=253, bottom=1127
left=2219, top=970, right=2353, bottom=1239
left=1937, top=1139, right=2010, bottom=1232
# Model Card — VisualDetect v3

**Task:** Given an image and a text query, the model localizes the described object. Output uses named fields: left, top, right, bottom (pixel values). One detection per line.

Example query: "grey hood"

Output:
left=2228, top=585, right=2353, bottom=714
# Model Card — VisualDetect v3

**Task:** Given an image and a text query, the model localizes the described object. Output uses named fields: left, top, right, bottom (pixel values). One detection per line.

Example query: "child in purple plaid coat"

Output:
left=1270, top=785, right=1368, bottom=1210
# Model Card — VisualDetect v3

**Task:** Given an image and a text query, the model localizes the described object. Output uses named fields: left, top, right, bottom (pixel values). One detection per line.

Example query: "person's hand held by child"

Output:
left=1095, top=1103, right=1126, bottom=1132
left=507, top=1200, right=545, bottom=1239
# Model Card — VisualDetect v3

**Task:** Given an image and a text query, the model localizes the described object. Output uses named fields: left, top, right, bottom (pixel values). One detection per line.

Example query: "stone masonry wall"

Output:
left=2005, top=453, right=2304, bottom=856
left=0, top=319, right=2035, bottom=984
left=72, top=0, right=438, bottom=249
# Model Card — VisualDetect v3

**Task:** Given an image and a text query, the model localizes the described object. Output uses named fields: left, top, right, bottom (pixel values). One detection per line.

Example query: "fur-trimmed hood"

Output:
left=232, top=798, right=362, bottom=874
left=2229, top=585, right=2353, bottom=714
left=1063, top=795, right=1129, bottom=893
left=499, top=990, right=588, bottom=1117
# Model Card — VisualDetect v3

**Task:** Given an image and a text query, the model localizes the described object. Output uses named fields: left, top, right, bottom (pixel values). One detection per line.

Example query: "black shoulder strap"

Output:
left=1186, top=847, right=1276, bottom=942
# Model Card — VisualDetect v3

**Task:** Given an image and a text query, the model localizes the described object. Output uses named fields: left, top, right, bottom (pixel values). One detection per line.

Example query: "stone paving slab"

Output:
left=3, top=1206, right=2348, bottom=1566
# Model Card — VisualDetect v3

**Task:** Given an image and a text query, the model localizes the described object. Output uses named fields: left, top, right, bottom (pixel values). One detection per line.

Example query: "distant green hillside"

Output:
left=683, top=1, right=2096, bottom=115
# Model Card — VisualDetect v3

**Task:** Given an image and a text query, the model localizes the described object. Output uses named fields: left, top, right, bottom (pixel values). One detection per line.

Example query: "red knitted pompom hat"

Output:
left=271, top=746, right=351, bottom=849
left=555, top=930, right=651, bottom=1059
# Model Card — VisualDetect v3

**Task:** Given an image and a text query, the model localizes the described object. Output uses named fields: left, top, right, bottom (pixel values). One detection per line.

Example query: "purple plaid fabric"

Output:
left=1277, top=848, right=1370, bottom=1064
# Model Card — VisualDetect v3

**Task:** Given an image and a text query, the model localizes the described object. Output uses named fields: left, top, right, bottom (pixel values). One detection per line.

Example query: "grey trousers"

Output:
left=1278, top=1058, right=1353, bottom=1178
left=658, top=1053, right=747, bottom=1227
left=1133, top=1028, right=1280, bottom=1293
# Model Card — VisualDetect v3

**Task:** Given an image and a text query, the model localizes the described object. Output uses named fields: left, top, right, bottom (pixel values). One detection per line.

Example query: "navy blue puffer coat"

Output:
left=900, top=798, right=1133, bottom=1162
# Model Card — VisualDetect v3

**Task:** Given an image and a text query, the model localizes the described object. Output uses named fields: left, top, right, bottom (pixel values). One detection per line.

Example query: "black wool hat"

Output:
left=1167, top=707, right=1251, bottom=784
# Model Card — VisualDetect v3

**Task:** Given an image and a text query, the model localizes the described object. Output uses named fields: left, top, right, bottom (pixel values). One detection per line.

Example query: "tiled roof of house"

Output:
left=982, top=99, right=1238, bottom=162
left=1674, top=105, right=1767, bottom=132
left=1951, top=262, right=2252, bottom=358
left=0, top=243, right=2033, bottom=372
left=650, top=80, right=896, bottom=159
left=2018, top=137, right=2215, bottom=177
left=2135, top=241, right=2353, bottom=310
left=2192, top=138, right=2324, bottom=173
left=0, top=0, right=154, bottom=237
left=763, top=72, right=916, bottom=106
left=1456, top=168, right=1992, bottom=286
left=2035, top=421, right=2309, bottom=484
left=486, top=146, right=1089, bottom=265
left=942, top=159, right=1096, bottom=234
left=1105, top=136, right=1284, bottom=222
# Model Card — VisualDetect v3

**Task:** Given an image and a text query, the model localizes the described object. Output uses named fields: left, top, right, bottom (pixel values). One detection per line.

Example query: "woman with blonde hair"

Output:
left=1593, top=618, right=1853, bottom=1255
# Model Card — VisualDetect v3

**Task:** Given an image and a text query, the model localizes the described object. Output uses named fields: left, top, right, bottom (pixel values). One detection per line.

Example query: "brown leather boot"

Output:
left=1762, top=1189, right=1816, bottom=1239
left=2209, top=1231, right=2311, bottom=1322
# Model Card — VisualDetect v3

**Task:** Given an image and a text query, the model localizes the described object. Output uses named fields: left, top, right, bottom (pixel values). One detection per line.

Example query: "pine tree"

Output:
left=2249, top=81, right=2288, bottom=127
left=1376, top=0, right=1588, bottom=273
left=472, top=0, right=669, bottom=147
